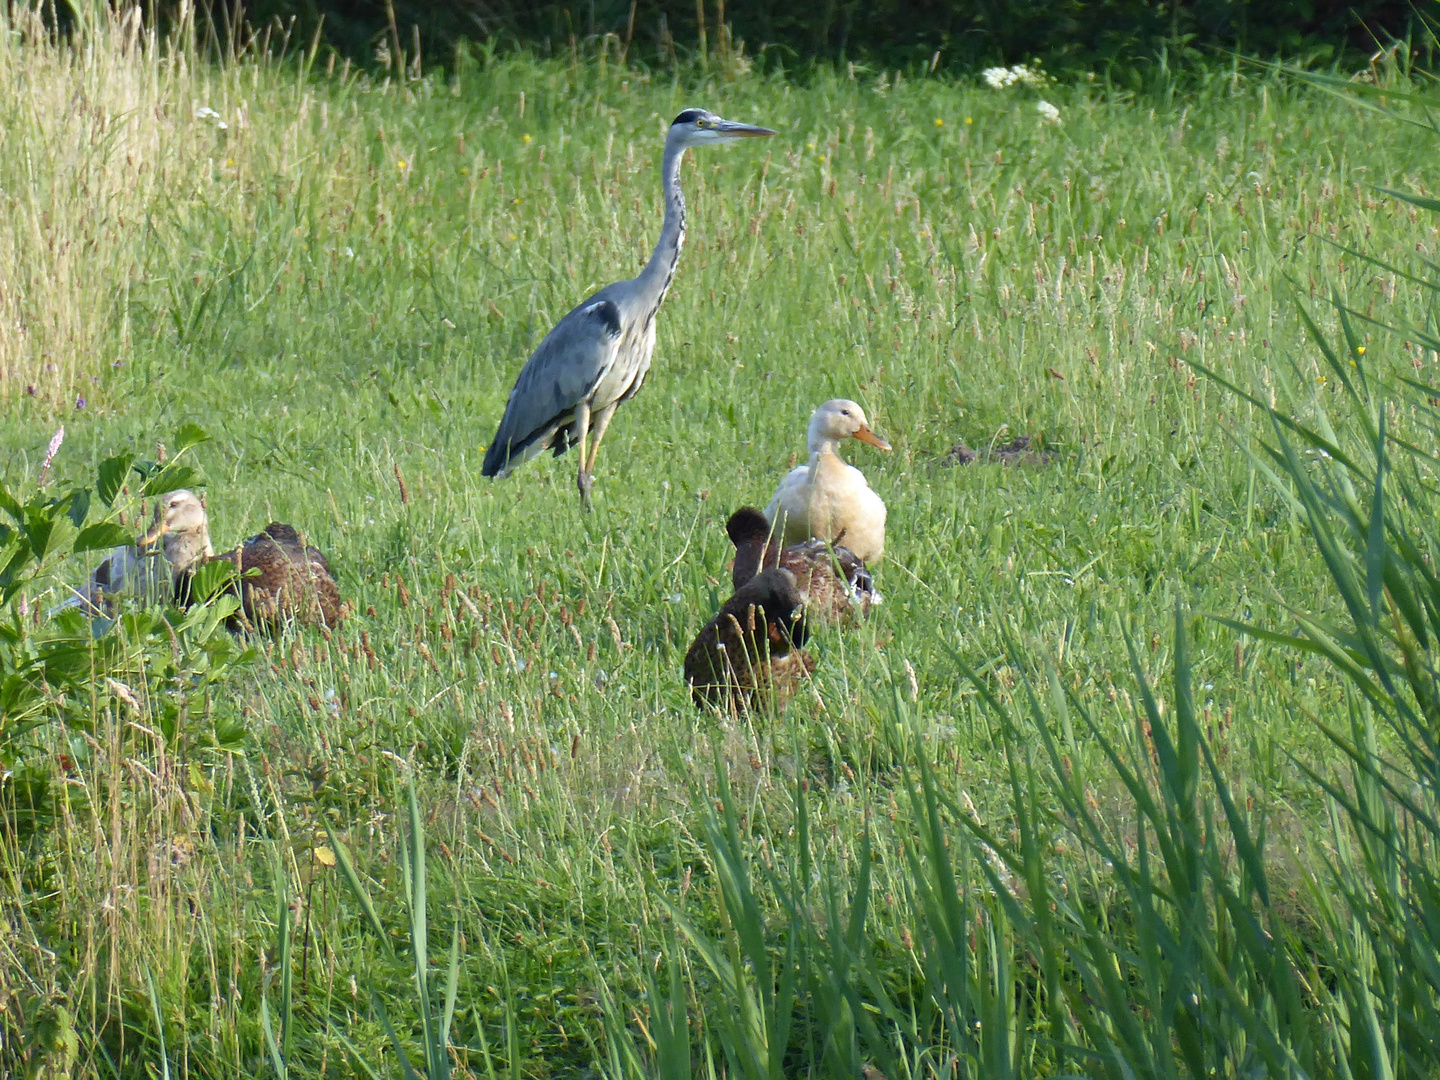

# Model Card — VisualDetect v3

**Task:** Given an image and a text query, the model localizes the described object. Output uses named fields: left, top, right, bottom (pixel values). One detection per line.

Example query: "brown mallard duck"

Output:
left=727, top=506, right=879, bottom=622
left=53, top=489, right=213, bottom=615
left=213, top=522, right=345, bottom=631
left=683, top=567, right=814, bottom=713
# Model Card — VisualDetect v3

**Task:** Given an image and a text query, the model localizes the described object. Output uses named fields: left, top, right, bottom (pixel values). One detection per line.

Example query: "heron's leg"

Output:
left=573, top=401, right=593, bottom=508
left=583, top=399, right=621, bottom=474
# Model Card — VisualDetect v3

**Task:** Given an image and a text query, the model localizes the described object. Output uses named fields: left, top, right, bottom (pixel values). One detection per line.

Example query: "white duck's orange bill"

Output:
left=853, top=425, right=891, bottom=451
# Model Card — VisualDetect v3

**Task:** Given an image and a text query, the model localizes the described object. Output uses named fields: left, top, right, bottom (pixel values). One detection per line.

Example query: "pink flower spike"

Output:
left=39, top=425, right=64, bottom=487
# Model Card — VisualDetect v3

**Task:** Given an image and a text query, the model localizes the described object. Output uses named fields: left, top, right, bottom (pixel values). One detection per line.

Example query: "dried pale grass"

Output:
left=0, top=1, right=313, bottom=409
left=0, top=2, right=199, bottom=405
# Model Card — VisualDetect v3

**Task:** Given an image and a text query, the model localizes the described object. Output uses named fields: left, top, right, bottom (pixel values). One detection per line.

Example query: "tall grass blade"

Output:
left=325, top=820, right=394, bottom=954
left=143, top=965, right=172, bottom=1080
left=373, top=991, right=424, bottom=1080
left=261, top=996, right=288, bottom=1080
left=1366, top=410, right=1387, bottom=626
left=276, top=861, right=294, bottom=1063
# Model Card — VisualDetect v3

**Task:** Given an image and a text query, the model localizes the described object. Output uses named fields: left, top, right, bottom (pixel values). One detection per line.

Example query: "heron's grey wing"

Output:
left=59, top=545, right=153, bottom=612
left=483, top=295, right=625, bottom=478
left=92, top=546, right=140, bottom=596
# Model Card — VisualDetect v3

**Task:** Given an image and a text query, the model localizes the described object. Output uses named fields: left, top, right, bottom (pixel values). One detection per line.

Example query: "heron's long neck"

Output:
left=634, top=139, right=687, bottom=315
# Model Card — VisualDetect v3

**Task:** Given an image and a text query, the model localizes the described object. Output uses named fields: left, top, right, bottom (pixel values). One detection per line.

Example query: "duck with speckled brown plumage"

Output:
left=684, top=567, right=814, bottom=713
left=211, top=522, right=345, bottom=631
left=725, top=507, right=879, bottom=623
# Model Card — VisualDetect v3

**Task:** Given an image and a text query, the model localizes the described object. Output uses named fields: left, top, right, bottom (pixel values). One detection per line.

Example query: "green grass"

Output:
left=4, top=6, right=1440, bottom=1075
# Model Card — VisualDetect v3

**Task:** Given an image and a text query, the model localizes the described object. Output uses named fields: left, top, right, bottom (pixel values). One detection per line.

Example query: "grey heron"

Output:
left=481, top=108, right=776, bottom=506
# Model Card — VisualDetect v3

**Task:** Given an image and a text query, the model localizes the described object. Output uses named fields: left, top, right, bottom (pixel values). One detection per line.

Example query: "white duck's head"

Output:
left=139, top=489, right=214, bottom=571
left=805, top=399, right=892, bottom=456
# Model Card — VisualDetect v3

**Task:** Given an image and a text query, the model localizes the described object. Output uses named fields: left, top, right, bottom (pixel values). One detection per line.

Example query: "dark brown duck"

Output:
left=684, top=566, right=814, bottom=713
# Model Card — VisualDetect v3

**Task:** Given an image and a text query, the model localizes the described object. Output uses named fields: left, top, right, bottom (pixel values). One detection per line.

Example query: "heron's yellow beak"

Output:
left=139, top=519, right=168, bottom=548
left=853, top=424, right=892, bottom=452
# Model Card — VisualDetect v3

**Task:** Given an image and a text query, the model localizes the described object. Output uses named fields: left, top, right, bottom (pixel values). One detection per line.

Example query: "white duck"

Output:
left=53, top=490, right=212, bottom=615
left=764, top=399, right=890, bottom=564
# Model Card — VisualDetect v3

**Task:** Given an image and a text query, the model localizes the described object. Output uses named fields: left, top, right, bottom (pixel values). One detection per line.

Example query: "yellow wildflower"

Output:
left=934, top=117, right=944, bottom=127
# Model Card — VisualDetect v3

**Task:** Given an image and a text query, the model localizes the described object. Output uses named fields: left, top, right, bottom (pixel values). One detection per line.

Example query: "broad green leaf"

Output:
left=96, top=453, right=134, bottom=507
left=64, top=489, right=90, bottom=529
left=141, top=465, right=202, bottom=498
left=24, top=509, right=55, bottom=561
left=72, top=523, right=131, bottom=554
left=190, top=559, right=239, bottom=603
left=0, top=486, right=22, bottom=524
left=173, top=423, right=212, bottom=454
left=209, top=593, right=241, bottom=622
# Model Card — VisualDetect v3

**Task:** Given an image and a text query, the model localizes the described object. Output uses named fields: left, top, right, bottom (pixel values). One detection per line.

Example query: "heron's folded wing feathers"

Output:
left=483, top=294, right=625, bottom=477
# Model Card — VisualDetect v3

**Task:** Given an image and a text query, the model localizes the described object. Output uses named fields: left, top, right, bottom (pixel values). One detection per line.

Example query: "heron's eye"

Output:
left=696, top=118, right=711, bottom=128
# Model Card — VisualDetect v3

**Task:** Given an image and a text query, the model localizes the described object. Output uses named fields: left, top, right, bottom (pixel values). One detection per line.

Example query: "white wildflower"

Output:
left=983, top=63, right=1045, bottom=90
left=194, top=106, right=229, bottom=131
left=1037, top=100, right=1061, bottom=125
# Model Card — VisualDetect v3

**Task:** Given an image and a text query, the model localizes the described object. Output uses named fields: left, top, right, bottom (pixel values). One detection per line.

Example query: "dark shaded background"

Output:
left=227, top=0, right=1417, bottom=74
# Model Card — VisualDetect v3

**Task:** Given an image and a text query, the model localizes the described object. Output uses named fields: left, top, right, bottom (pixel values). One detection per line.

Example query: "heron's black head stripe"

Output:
left=672, top=109, right=707, bottom=126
